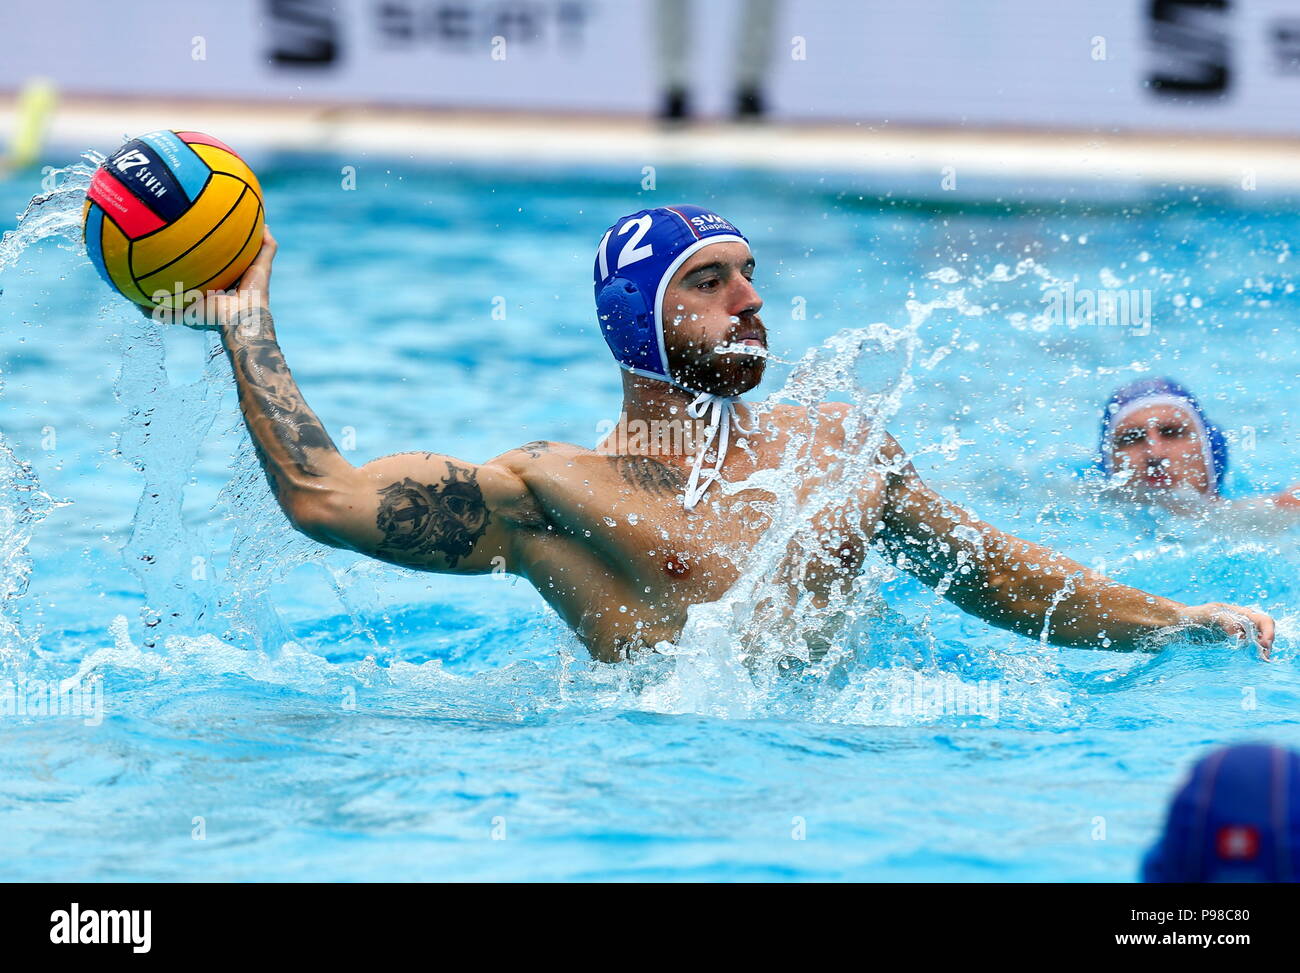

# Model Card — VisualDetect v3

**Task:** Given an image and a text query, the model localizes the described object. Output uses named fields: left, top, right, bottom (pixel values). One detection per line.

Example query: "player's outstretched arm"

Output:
left=873, top=432, right=1275, bottom=657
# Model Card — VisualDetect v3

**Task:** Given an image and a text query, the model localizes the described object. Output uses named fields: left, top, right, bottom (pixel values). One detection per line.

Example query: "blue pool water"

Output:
left=0, top=151, right=1297, bottom=881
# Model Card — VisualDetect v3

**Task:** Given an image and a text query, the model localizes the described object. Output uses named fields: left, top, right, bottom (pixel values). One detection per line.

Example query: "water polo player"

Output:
left=1096, top=377, right=1300, bottom=514
left=189, top=207, right=1276, bottom=662
left=1142, top=743, right=1300, bottom=883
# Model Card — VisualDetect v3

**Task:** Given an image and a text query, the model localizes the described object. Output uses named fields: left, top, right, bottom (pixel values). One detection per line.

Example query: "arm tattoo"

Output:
left=227, top=307, right=337, bottom=478
left=375, top=462, right=491, bottom=567
left=607, top=455, right=686, bottom=499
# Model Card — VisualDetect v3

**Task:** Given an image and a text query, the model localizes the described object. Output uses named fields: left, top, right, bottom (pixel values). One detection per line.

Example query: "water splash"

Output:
left=712, top=342, right=796, bottom=363
left=210, top=416, right=327, bottom=655
left=0, top=437, right=63, bottom=678
left=623, top=284, right=1087, bottom=724
left=0, top=159, right=97, bottom=274
left=0, top=157, right=321, bottom=664
left=113, top=320, right=227, bottom=647
left=0, top=161, right=93, bottom=676
left=642, top=314, right=929, bottom=718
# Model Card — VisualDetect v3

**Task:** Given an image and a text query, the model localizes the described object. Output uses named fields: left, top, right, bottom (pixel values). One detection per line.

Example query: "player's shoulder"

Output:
left=491, top=440, right=592, bottom=472
left=770, top=400, right=888, bottom=435
left=770, top=400, right=855, bottom=423
left=769, top=402, right=907, bottom=463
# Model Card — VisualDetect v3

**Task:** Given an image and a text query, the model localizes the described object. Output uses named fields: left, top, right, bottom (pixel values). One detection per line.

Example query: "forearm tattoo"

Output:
left=607, top=455, right=686, bottom=498
left=375, top=462, right=491, bottom=568
left=226, top=307, right=337, bottom=479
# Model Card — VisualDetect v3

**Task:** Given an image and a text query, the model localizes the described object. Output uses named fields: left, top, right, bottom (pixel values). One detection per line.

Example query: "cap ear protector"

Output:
left=595, top=276, right=661, bottom=377
left=1206, top=423, right=1228, bottom=490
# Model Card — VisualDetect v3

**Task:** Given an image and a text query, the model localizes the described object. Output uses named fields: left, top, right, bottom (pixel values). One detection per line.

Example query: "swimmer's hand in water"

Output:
left=1179, top=602, right=1276, bottom=660
left=144, top=227, right=277, bottom=331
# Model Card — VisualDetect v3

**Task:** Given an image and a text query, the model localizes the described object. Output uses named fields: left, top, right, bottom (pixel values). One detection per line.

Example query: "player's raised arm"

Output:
left=872, top=433, right=1276, bottom=657
left=193, top=230, right=543, bottom=574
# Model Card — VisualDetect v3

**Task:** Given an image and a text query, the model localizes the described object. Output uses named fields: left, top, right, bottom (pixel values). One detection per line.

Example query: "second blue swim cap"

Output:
left=1095, top=376, right=1229, bottom=493
left=593, top=204, right=749, bottom=386
left=1142, top=744, right=1300, bottom=882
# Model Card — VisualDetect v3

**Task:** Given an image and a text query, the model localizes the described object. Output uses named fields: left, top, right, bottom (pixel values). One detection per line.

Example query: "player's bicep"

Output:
left=316, top=452, right=533, bottom=574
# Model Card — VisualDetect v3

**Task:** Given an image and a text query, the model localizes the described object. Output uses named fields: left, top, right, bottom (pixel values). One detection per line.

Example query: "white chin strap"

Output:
left=683, top=391, right=751, bottom=510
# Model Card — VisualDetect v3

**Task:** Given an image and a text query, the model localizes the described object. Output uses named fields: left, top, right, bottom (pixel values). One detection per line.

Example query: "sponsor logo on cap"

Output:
left=690, top=213, right=736, bottom=234
left=1215, top=824, right=1260, bottom=860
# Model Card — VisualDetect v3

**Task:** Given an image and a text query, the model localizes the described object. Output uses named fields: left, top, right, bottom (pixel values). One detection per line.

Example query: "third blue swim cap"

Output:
left=1095, top=376, right=1229, bottom=493
left=1142, top=744, right=1300, bottom=882
left=593, top=205, right=749, bottom=386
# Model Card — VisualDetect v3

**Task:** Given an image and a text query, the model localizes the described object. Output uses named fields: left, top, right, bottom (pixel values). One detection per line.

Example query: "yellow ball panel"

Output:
left=134, top=189, right=263, bottom=300
left=131, top=173, right=247, bottom=279
left=99, top=217, right=154, bottom=307
left=203, top=204, right=266, bottom=293
left=190, top=144, right=264, bottom=201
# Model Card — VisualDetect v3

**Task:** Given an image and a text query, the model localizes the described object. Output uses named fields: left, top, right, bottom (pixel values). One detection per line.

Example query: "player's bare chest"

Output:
left=580, top=455, right=758, bottom=586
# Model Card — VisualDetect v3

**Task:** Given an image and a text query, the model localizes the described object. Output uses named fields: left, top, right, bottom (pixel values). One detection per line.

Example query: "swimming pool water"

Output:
left=0, top=152, right=1297, bottom=881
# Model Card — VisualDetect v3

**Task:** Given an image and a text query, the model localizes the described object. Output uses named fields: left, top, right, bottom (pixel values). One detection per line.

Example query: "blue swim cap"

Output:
left=593, top=205, right=749, bottom=386
left=1095, top=376, right=1229, bottom=493
left=1142, top=744, right=1300, bottom=882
